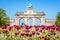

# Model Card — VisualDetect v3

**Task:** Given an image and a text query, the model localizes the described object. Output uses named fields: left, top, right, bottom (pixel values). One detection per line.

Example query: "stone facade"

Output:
left=10, top=4, right=55, bottom=26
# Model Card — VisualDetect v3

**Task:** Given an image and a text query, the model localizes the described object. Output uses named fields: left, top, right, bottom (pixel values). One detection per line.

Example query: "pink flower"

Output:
left=50, top=29, right=54, bottom=33
left=25, top=29, right=30, bottom=32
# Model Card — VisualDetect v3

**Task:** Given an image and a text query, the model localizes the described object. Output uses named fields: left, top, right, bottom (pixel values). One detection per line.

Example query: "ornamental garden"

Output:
left=0, top=7, right=60, bottom=40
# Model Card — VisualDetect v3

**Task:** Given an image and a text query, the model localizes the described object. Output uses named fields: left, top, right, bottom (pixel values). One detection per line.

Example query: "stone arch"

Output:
left=35, top=18, right=41, bottom=26
left=19, top=18, right=25, bottom=25
left=28, top=18, right=33, bottom=26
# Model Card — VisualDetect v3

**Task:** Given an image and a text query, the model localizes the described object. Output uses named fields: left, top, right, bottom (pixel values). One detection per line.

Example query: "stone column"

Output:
left=32, top=18, right=35, bottom=26
left=24, top=17, right=28, bottom=25
left=14, top=17, right=20, bottom=25
left=40, top=17, right=45, bottom=25
left=27, top=18, right=29, bottom=25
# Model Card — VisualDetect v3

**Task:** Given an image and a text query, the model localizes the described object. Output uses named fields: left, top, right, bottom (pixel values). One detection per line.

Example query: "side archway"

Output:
left=19, top=18, right=25, bottom=25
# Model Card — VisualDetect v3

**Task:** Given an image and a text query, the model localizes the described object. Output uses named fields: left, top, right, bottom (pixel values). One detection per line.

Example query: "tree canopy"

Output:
left=0, top=8, right=10, bottom=26
left=55, top=12, right=60, bottom=26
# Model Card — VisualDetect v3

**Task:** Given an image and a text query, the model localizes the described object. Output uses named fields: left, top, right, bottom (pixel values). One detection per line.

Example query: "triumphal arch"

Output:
left=10, top=4, right=55, bottom=26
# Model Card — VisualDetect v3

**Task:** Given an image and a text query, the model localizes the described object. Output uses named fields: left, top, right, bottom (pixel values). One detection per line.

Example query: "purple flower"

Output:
left=2, top=25, right=7, bottom=29
left=2, top=30, right=8, bottom=33
left=36, top=32, right=40, bottom=35
left=45, top=27, right=50, bottom=30
left=39, top=30, right=42, bottom=32
left=29, top=26, right=32, bottom=28
left=52, top=27, right=55, bottom=30
left=41, top=25, right=45, bottom=27
left=44, top=37, right=50, bottom=40
left=15, top=32, right=19, bottom=36
left=34, top=26, right=38, bottom=28
left=8, top=27, right=12, bottom=31
left=48, top=34, right=51, bottom=36
left=36, top=28, right=39, bottom=31
left=15, top=26, right=20, bottom=30
left=29, top=34, right=32, bottom=37
left=25, top=33, right=29, bottom=36
left=41, top=27, right=45, bottom=29
left=56, top=27, right=59, bottom=30
left=25, top=26, right=29, bottom=29
left=32, top=31, right=35, bottom=35
left=34, top=25, right=37, bottom=27
left=21, top=33, right=25, bottom=36
left=53, top=33, right=56, bottom=35
left=59, top=29, right=60, bottom=31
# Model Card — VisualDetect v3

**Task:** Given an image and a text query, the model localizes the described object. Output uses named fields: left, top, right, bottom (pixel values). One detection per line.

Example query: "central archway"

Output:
left=28, top=18, right=33, bottom=26
left=35, top=18, right=41, bottom=26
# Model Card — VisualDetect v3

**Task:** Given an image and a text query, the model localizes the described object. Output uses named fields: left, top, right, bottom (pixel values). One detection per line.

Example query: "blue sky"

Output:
left=0, top=0, right=60, bottom=25
left=0, top=0, right=60, bottom=19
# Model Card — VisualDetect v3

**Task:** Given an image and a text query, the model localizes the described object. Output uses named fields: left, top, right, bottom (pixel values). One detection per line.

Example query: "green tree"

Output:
left=0, top=8, right=10, bottom=26
left=55, top=12, right=60, bottom=26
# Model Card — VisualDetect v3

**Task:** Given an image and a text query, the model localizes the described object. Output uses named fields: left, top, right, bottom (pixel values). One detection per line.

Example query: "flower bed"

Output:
left=0, top=25, right=60, bottom=40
